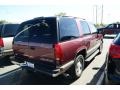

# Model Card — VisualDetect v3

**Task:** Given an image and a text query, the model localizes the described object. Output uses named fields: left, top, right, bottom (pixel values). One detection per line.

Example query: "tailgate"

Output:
left=28, top=43, right=55, bottom=63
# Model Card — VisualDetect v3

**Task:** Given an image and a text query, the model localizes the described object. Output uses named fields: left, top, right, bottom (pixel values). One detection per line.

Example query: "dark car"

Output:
left=0, top=24, right=19, bottom=59
left=13, top=16, right=103, bottom=79
left=98, top=23, right=120, bottom=36
left=105, top=33, right=120, bottom=84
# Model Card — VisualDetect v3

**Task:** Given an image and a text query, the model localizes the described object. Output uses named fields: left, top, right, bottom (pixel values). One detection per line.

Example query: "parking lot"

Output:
left=0, top=35, right=115, bottom=85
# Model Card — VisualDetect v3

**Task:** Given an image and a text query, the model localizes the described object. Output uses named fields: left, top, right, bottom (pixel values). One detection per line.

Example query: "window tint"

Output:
left=114, top=34, right=120, bottom=45
left=3, top=24, right=19, bottom=37
left=88, top=23, right=97, bottom=33
left=59, top=18, right=80, bottom=41
left=80, top=21, right=90, bottom=35
left=14, top=29, right=29, bottom=42
left=29, top=19, right=57, bottom=44
left=15, top=17, right=57, bottom=44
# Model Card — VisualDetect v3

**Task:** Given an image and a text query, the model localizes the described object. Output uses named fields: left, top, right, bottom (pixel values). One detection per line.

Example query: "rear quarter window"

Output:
left=2, top=24, right=19, bottom=37
left=59, top=18, right=80, bottom=41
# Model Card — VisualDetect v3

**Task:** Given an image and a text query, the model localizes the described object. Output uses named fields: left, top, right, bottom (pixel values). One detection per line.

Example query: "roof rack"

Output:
left=33, top=16, right=86, bottom=20
left=60, top=16, right=85, bottom=20
left=33, top=16, right=45, bottom=19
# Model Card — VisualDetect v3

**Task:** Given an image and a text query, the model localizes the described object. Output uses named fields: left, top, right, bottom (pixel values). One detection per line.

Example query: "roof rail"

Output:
left=33, top=16, right=86, bottom=20
left=33, top=16, right=45, bottom=19
left=60, top=16, right=86, bottom=20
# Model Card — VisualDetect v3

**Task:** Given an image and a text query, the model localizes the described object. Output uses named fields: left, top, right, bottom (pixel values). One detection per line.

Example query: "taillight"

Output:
left=0, top=38, right=4, bottom=47
left=109, top=43, right=120, bottom=58
left=54, top=44, right=63, bottom=63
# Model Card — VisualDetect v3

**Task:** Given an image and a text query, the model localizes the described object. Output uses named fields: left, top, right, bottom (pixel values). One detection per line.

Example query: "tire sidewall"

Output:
left=74, top=55, right=84, bottom=78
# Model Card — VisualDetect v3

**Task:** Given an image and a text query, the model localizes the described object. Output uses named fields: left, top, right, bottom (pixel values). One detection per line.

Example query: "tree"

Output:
left=55, top=12, right=66, bottom=17
left=94, top=23, right=106, bottom=28
left=0, top=20, right=9, bottom=24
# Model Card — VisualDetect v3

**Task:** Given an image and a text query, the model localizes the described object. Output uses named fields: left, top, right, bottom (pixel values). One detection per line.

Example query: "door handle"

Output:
left=30, top=46, right=35, bottom=50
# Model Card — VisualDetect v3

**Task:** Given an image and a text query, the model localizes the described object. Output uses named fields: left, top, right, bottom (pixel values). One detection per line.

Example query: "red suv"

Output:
left=13, top=16, right=103, bottom=79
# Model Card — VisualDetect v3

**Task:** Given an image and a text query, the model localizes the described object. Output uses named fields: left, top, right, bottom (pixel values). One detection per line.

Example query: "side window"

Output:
left=14, top=29, right=29, bottom=42
left=88, top=23, right=97, bottom=34
left=59, top=18, right=80, bottom=41
left=80, top=21, right=91, bottom=35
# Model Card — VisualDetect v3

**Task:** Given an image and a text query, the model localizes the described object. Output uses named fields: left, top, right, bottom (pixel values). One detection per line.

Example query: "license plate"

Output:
left=26, top=62, right=34, bottom=68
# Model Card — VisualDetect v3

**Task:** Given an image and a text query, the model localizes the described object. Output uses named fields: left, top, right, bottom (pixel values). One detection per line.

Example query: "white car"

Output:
left=0, top=24, right=19, bottom=59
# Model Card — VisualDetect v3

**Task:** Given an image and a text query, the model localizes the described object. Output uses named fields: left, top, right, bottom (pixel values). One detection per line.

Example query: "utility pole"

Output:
left=95, top=5, right=98, bottom=25
left=101, top=4, right=103, bottom=25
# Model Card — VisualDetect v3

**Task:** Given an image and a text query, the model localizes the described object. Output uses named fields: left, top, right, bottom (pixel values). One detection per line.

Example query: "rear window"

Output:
left=16, top=17, right=57, bottom=44
left=2, top=24, right=19, bottom=37
left=113, top=34, right=120, bottom=45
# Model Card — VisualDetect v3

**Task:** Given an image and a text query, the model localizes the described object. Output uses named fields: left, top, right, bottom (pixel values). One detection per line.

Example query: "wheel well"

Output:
left=76, top=49, right=86, bottom=59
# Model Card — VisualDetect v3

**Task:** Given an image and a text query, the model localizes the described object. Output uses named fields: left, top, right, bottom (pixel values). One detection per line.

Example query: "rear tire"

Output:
left=68, top=54, right=84, bottom=79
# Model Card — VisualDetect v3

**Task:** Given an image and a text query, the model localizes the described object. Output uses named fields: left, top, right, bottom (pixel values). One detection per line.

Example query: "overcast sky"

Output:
left=0, top=0, right=120, bottom=24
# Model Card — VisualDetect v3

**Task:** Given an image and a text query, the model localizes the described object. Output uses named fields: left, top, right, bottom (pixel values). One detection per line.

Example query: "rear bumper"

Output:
left=21, top=60, right=74, bottom=77
left=13, top=55, right=74, bottom=77
left=0, top=49, right=13, bottom=58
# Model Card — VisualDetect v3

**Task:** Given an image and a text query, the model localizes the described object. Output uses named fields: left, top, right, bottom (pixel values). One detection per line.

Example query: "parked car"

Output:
left=98, top=23, right=120, bottom=36
left=13, top=16, right=103, bottom=79
left=0, top=24, right=19, bottom=59
left=105, top=33, right=120, bottom=84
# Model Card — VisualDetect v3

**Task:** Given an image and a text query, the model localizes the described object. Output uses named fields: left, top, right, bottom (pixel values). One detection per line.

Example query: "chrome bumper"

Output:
left=21, top=60, right=74, bottom=77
